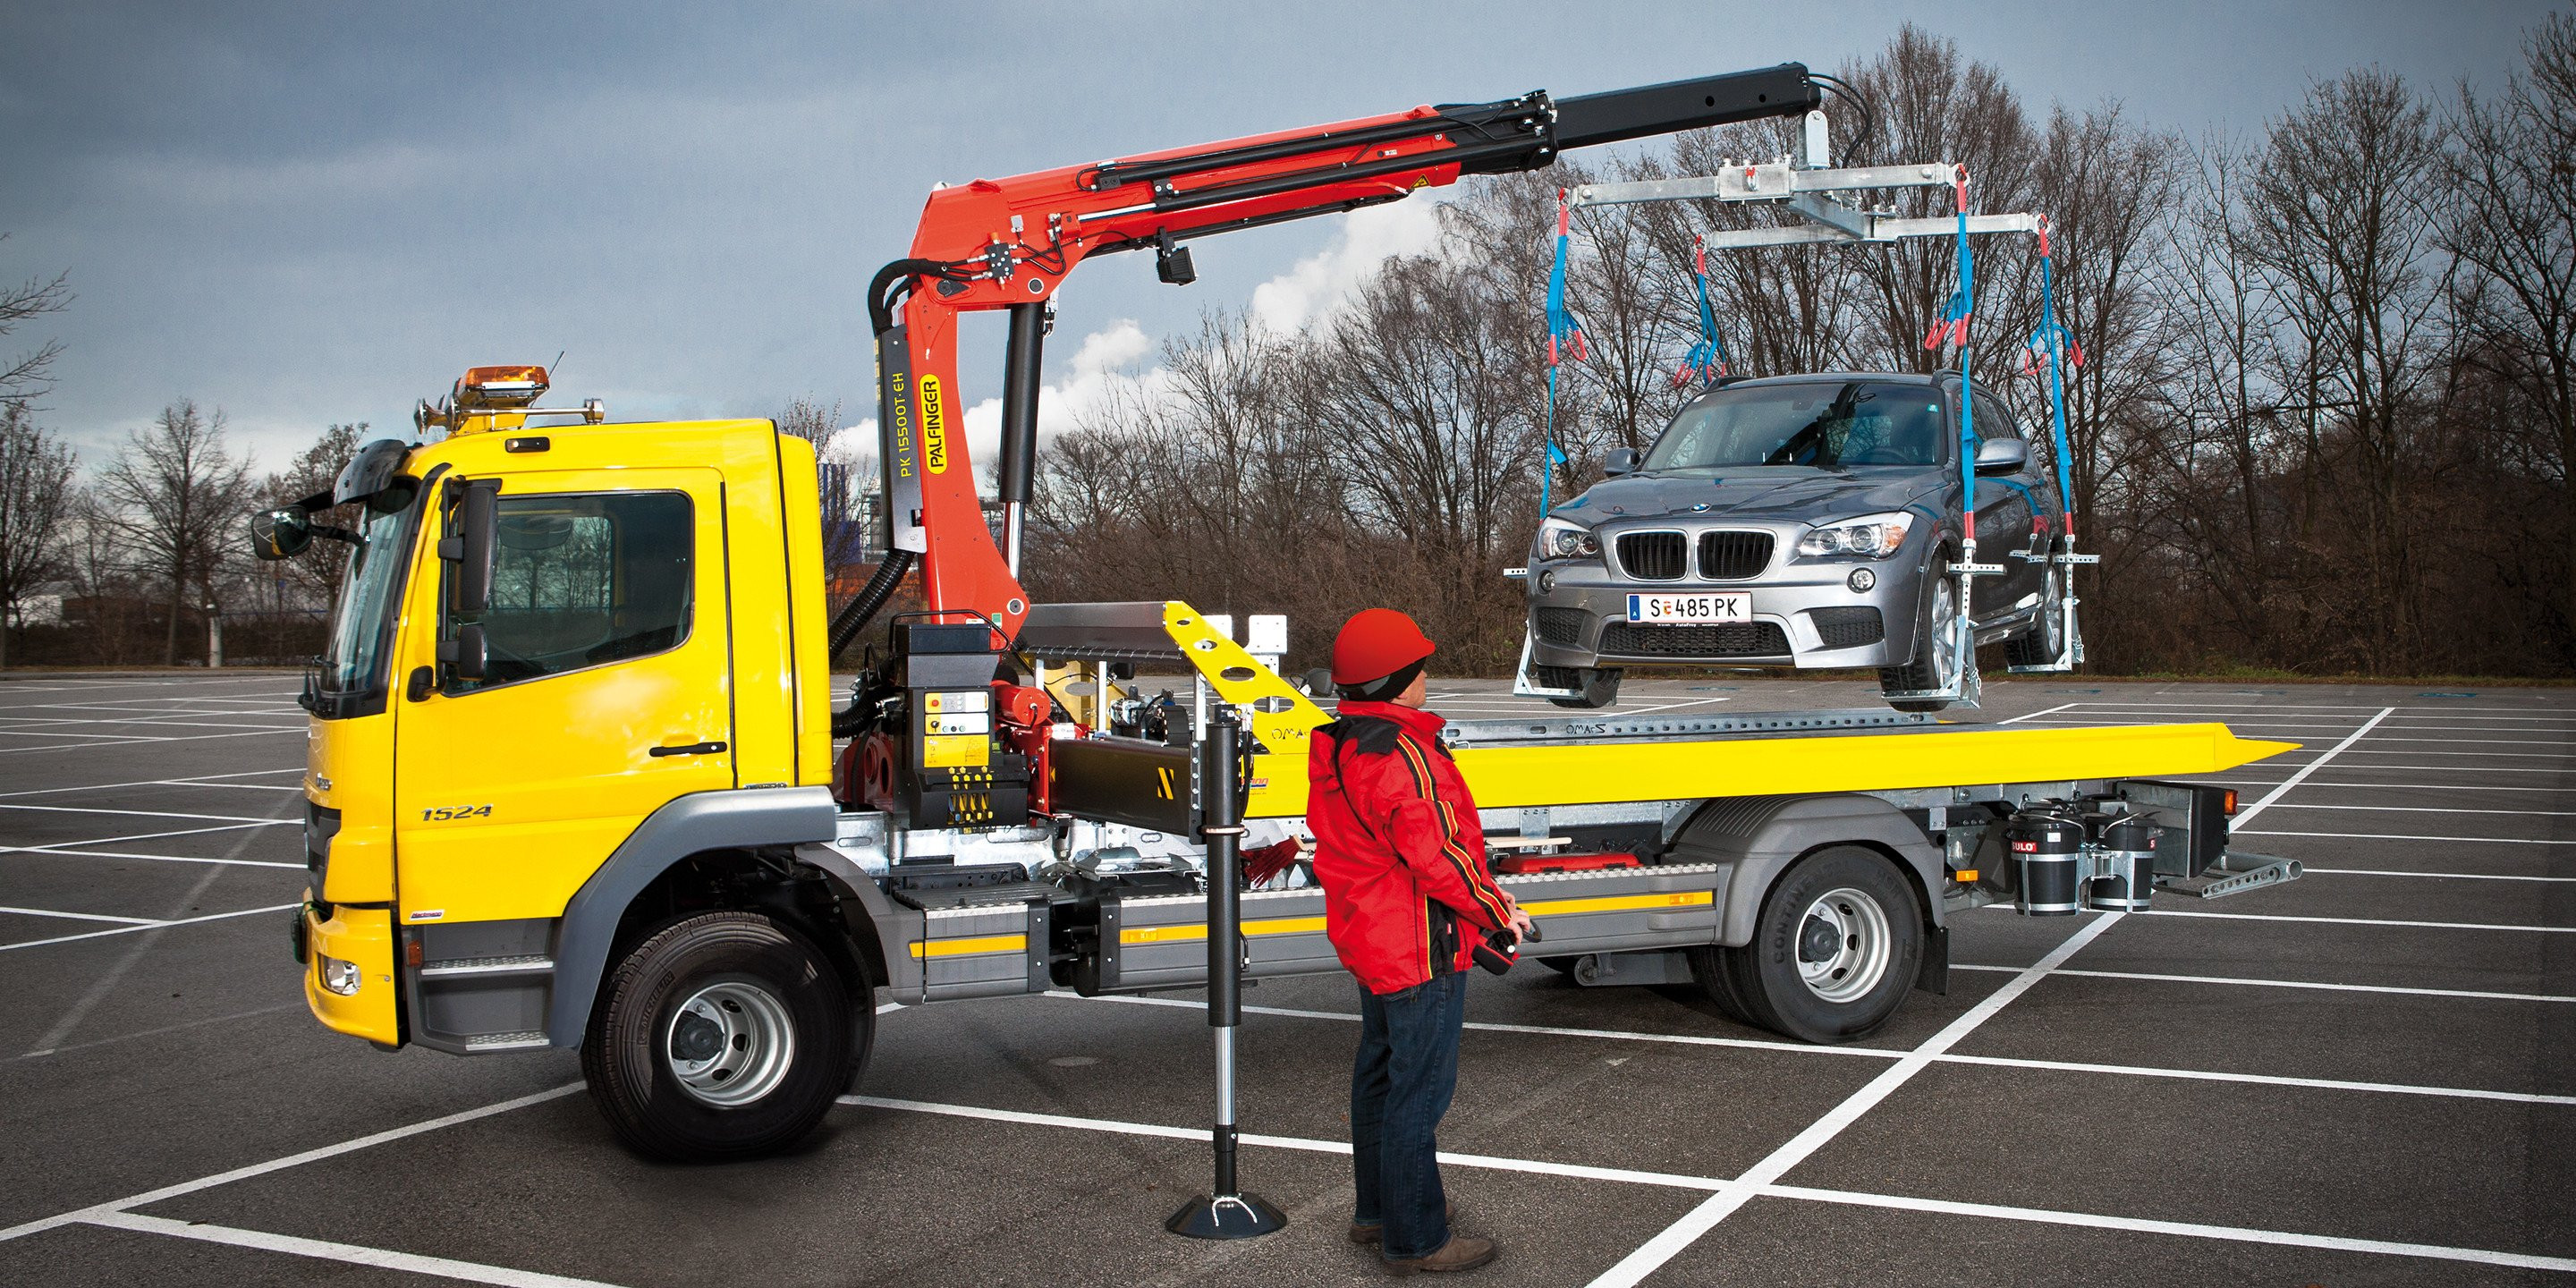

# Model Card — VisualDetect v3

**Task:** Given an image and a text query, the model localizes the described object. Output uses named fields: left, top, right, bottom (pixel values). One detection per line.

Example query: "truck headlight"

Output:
left=1796, top=512, right=1915, bottom=559
left=320, top=954, right=363, bottom=996
left=1536, top=517, right=1600, bottom=561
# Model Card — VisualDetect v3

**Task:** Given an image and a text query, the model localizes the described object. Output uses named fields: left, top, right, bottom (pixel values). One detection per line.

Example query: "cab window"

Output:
left=445, top=491, right=694, bottom=693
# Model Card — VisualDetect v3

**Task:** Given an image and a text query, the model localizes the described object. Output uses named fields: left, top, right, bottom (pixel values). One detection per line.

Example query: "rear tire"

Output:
left=582, top=911, right=855, bottom=1163
left=1686, top=846, right=1921, bottom=1043
left=1546, top=667, right=1623, bottom=709
left=1879, top=555, right=1963, bottom=714
left=2004, top=560, right=2067, bottom=668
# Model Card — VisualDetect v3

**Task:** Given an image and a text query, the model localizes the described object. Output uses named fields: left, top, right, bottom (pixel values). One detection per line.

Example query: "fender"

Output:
left=1667, top=792, right=1945, bottom=947
left=544, top=787, right=839, bottom=1046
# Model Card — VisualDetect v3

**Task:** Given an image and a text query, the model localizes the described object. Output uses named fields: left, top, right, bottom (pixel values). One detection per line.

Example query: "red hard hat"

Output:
left=1332, top=608, right=1436, bottom=686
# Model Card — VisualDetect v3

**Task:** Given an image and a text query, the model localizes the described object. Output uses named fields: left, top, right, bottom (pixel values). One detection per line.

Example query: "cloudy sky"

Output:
left=0, top=1, right=2552, bottom=475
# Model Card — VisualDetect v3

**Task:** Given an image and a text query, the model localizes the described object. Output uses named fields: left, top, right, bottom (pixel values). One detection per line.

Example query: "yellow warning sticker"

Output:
left=921, top=733, right=989, bottom=768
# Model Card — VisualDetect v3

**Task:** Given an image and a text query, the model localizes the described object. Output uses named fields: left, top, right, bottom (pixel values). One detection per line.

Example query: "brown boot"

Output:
left=1348, top=1203, right=1456, bottom=1246
left=1384, top=1233, right=1497, bottom=1275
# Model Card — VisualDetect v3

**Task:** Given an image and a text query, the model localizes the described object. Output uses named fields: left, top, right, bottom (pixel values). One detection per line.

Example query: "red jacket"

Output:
left=1308, top=701, right=1513, bottom=995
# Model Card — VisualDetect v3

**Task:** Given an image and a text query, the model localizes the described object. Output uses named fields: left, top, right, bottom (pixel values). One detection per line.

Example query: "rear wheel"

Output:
left=2004, top=560, right=2067, bottom=668
left=1879, top=558, right=1963, bottom=713
left=1687, top=846, right=1921, bottom=1043
left=1546, top=666, right=1623, bottom=710
left=582, top=911, right=856, bottom=1162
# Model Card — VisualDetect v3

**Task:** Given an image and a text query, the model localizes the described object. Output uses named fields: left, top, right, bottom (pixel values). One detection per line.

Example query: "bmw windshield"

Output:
left=1640, top=381, right=1947, bottom=472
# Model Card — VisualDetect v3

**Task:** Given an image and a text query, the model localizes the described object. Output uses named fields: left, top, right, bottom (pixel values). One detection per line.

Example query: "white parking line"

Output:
left=6, top=848, right=304, bottom=869
left=1762, top=1185, right=2576, bottom=1276
left=1590, top=914, right=2126, bottom=1286
left=2300, top=867, right=2576, bottom=883
left=0, top=903, right=300, bottom=953
left=2274, top=780, right=2574, bottom=793
left=2137, top=908, right=2576, bottom=933
left=80, top=1211, right=631, bottom=1288
left=2263, top=801, right=2576, bottom=816
left=0, top=767, right=304, bottom=801
left=2237, top=828, right=2576, bottom=845
left=2231, top=708, right=2393, bottom=826
left=0, top=904, right=164, bottom=926
left=1079, top=991, right=2572, bottom=1103
left=837, top=1093, right=2576, bottom=1275
left=0, top=726, right=305, bottom=756
left=2339, top=748, right=2576, bottom=759
left=1953, top=962, right=2575, bottom=1004
left=0, top=1082, right=584, bottom=1244
left=1995, top=702, right=2080, bottom=724
left=0, top=803, right=295, bottom=824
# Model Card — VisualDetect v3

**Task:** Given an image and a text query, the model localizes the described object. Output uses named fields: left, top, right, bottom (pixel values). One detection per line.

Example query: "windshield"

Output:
left=1640, top=382, right=1947, bottom=471
left=315, top=495, right=419, bottom=712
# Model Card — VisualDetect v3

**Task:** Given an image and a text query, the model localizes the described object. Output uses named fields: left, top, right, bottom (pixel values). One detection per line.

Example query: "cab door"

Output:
left=393, top=469, right=733, bottom=925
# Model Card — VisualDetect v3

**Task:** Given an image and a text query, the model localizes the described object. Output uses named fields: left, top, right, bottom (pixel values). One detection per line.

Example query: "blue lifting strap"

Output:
left=1675, top=234, right=1733, bottom=390
left=2021, top=216, right=2081, bottom=545
left=1541, top=191, right=1585, bottom=514
left=1922, top=167, right=1978, bottom=546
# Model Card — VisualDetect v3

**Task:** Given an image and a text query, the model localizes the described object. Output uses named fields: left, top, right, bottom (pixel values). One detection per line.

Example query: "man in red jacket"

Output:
left=1309, top=608, right=1535, bottom=1275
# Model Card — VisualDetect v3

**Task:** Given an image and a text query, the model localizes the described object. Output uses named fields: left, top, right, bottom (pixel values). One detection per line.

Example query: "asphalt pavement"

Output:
left=0, top=670, right=2567, bottom=1285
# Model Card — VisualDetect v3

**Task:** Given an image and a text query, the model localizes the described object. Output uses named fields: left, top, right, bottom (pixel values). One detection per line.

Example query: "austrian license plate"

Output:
left=1627, top=592, right=1751, bottom=623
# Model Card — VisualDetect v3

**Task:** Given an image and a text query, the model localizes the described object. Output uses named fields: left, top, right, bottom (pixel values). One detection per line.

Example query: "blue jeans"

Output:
left=1352, top=970, right=1466, bottom=1261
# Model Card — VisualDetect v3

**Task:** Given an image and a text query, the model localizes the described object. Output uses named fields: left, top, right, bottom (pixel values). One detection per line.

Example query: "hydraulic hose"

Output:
left=826, top=547, right=914, bottom=661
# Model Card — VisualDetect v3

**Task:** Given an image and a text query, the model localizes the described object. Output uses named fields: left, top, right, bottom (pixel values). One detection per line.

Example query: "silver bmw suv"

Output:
left=1521, top=372, right=2070, bottom=711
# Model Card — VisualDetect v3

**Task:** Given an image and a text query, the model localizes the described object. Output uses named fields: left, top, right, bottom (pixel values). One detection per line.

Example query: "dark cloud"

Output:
left=0, top=0, right=2542, bottom=466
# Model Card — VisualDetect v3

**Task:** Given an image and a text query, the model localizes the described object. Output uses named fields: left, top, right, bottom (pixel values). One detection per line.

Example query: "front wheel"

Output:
left=1878, top=560, right=1963, bottom=713
left=1687, top=846, right=1922, bottom=1043
left=581, top=911, right=857, bottom=1162
left=1546, top=666, right=1623, bottom=709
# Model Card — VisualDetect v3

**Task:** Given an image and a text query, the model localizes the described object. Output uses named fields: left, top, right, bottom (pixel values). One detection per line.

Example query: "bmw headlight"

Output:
left=1536, top=517, right=1601, bottom=561
left=1795, top=512, right=1916, bottom=559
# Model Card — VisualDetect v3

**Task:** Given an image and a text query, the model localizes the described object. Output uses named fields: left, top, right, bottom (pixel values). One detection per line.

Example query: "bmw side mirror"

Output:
left=1604, top=447, right=1641, bottom=477
left=1973, top=437, right=2028, bottom=476
left=250, top=509, right=310, bottom=560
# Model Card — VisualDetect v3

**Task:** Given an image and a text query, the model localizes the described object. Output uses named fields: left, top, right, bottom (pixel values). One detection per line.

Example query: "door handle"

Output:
left=648, top=741, right=728, bottom=758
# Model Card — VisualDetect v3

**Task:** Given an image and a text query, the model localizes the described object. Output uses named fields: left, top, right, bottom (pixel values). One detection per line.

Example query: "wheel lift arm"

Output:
left=868, top=65, right=1826, bottom=642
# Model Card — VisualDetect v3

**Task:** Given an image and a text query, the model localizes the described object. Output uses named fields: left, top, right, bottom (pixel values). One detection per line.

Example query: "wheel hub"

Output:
left=663, top=979, right=797, bottom=1108
left=1794, top=886, right=1894, bottom=1004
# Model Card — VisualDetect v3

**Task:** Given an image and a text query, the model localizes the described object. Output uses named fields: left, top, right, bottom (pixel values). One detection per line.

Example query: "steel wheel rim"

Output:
left=2039, top=564, right=2064, bottom=657
left=1929, top=576, right=1961, bottom=686
left=1796, top=886, right=1894, bottom=1003
left=665, top=979, right=797, bottom=1107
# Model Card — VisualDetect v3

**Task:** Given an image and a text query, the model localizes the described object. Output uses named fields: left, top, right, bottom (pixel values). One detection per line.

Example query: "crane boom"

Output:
left=862, top=64, right=1826, bottom=646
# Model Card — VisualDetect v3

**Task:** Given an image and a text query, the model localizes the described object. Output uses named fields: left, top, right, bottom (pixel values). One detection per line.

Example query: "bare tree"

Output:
left=2444, top=13, right=2576, bottom=658
left=0, top=234, right=70, bottom=405
left=0, top=401, right=77, bottom=667
left=2237, top=70, right=2450, bottom=670
left=98, top=401, right=255, bottom=665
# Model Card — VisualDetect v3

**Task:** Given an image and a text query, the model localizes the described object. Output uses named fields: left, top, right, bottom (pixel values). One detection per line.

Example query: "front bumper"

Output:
left=1526, top=533, right=1930, bottom=671
left=299, top=898, right=402, bottom=1046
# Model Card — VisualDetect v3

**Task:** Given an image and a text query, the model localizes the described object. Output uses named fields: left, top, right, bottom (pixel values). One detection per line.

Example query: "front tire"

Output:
left=582, top=911, right=855, bottom=1162
left=1687, top=846, right=1922, bottom=1043
left=1879, top=556, right=1963, bottom=713
left=1546, top=666, right=1623, bottom=709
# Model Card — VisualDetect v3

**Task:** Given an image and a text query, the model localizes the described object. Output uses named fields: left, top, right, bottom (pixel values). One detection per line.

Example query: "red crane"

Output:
left=828, top=63, right=1828, bottom=654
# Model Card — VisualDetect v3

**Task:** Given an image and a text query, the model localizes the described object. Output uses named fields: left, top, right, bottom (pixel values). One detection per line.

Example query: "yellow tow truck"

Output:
left=251, top=64, right=2299, bottom=1162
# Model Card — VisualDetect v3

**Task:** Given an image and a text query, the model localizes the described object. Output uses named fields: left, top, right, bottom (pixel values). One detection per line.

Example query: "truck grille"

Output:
left=1616, top=532, right=1687, bottom=580
left=1532, top=607, right=1589, bottom=645
left=1809, top=606, right=1885, bottom=648
left=1599, top=622, right=1791, bottom=657
left=1697, top=531, right=1774, bottom=580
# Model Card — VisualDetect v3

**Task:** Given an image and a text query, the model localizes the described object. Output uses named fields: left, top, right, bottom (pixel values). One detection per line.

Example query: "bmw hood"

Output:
left=1554, top=467, right=1942, bottom=526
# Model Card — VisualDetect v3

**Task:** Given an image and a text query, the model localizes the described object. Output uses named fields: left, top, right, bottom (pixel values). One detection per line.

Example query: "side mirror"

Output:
left=1973, top=436, right=2028, bottom=476
left=250, top=509, right=311, bottom=560
left=439, top=479, right=501, bottom=614
left=1301, top=666, right=1335, bottom=697
left=1604, top=447, right=1642, bottom=477
left=438, top=622, right=487, bottom=682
